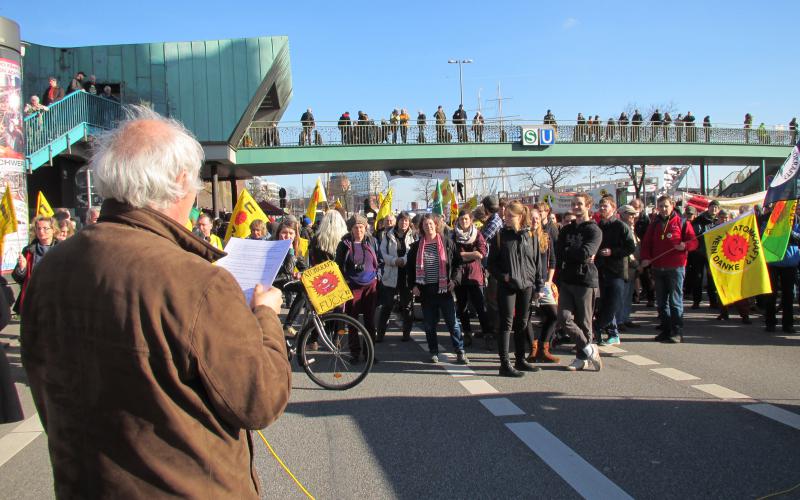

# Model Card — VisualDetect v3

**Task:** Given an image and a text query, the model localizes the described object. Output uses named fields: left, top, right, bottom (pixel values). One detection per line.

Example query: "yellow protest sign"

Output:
left=298, top=237, right=309, bottom=257
left=301, top=260, right=353, bottom=314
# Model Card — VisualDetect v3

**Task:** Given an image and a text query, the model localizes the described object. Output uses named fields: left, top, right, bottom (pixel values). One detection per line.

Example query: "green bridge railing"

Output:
left=23, top=91, right=123, bottom=171
left=240, top=120, right=799, bottom=149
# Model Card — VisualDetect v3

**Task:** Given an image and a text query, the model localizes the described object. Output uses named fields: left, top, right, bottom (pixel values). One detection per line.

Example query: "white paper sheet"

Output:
left=216, top=238, right=292, bottom=302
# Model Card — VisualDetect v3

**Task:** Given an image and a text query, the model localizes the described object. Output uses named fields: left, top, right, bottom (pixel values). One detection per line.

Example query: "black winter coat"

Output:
left=595, top=218, right=636, bottom=280
left=488, top=227, right=543, bottom=292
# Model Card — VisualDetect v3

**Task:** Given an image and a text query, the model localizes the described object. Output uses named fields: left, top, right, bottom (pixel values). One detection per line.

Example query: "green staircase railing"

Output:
left=23, top=91, right=123, bottom=171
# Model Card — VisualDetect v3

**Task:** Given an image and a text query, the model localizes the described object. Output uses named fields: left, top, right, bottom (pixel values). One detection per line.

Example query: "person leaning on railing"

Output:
left=703, top=116, right=711, bottom=142
left=417, top=110, right=427, bottom=143
left=434, top=105, right=447, bottom=143
left=790, top=118, right=797, bottom=144
left=23, top=95, right=49, bottom=116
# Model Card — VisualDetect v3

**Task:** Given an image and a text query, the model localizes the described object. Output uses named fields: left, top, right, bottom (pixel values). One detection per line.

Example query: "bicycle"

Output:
left=281, top=280, right=374, bottom=390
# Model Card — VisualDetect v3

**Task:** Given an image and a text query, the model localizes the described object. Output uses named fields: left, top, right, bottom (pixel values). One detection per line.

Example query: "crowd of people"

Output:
left=268, top=108, right=799, bottom=147
left=23, top=71, right=119, bottom=119
left=180, top=187, right=800, bottom=377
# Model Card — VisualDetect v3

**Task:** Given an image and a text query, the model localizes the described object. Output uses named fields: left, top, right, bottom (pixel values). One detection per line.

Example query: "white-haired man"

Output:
left=21, top=107, right=291, bottom=498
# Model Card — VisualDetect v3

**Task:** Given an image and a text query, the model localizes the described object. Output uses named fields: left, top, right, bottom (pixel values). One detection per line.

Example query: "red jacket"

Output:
left=640, top=211, right=698, bottom=268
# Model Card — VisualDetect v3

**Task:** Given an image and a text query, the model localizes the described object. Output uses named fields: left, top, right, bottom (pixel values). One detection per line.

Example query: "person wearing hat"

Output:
left=417, top=110, right=427, bottom=143
left=689, top=200, right=720, bottom=309
left=300, top=215, right=314, bottom=240
left=335, top=214, right=381, bottom=361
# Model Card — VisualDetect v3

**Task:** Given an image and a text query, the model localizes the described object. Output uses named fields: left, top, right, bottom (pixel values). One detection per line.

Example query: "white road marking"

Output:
left=743, top=403, right=800, bottom=431
left=0, top=414, right=43, bottom=468
left=506, top=422, right=634, bottom=500
left=459, top=379, right=499, bottom=395
left=598, top=345, right=627, bottom=354
left=442, top=363, right=476, bottom=377
left=650, top=367, right=700, bottom=381
left=692, top=384, right=751, bottom=400
left=480, top=397, right=525, bottom=417
left=620, top=355, right=659, bottom=366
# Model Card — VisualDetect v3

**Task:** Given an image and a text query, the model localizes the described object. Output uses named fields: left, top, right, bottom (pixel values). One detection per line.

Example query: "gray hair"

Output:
left=315, top=211, right=347, bottom=257
left=90, top=106, right=204, bottom=210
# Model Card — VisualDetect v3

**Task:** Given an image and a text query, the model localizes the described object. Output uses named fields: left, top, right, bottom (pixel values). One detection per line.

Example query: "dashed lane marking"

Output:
left=743, top=403, right=800, bottom=431
left=480, top=397, right=525, bottom=417
left=598, top=345, right=627, bottom=354
left=0, top=414, right=43, bottom=468
left=692, top=384, right=751, bottom=400
left=650, top=367, right=700, bottom=381
left=619, top=354, right=660, bottom=366
left=459, top=379, right=499, bottom=395
left=506, top=422, right=634, bottom=500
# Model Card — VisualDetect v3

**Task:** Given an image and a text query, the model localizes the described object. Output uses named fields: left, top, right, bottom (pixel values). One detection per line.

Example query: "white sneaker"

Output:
left=566, top=358, right=588, bottom=371
left=588, top=346, right=603, bottom=371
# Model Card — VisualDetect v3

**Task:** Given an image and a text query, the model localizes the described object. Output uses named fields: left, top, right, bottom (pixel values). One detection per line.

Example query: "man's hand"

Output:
left=395, top=257, right=405, bottom=267
left=600, top=248, right=611, bottom=257
left=251, top=284, right=283, bottom=314
left=675, top=242, right=686, bottom=251
left=447, top=281, right=455, bottom=292
left=640, top=259, right=651, bottom=269
left=17, top=255, right=25, bottom=270
left=412, top=286, right=420, bottom=297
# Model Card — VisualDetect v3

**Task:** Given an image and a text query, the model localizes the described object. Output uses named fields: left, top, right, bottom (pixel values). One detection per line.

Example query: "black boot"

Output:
left=500, top=358, right=524, bottom=377
left=514, top=357, right=540, bottom=372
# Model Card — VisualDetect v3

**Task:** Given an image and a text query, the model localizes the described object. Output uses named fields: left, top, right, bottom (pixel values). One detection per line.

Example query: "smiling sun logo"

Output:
left=312, top=272, right=339, bottom=296
left=721, top=233, right=749, bottom=263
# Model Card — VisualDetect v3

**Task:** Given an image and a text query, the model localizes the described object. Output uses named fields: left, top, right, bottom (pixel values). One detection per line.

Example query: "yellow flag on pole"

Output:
left=305, top=177, right=327, bottom=222
left=0, top=186, right=18, bottom=237
left=374, top=188, right=394, bottom=229
left=704, top=212, right=771, bottom=305
left=224, top=188, right=269, bottom=243
left=36, top=192, right=54, bottom=218
left=461, top=195, right=478, bottom=211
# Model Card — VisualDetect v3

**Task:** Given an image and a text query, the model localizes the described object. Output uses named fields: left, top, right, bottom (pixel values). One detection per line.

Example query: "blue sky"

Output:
left=5, top=1, right=798, bottom=207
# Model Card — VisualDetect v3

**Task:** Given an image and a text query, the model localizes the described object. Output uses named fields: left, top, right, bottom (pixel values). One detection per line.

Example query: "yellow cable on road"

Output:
left=257, top=430, right=315, bottom=500
left=757, top=481, right=800, bottom=500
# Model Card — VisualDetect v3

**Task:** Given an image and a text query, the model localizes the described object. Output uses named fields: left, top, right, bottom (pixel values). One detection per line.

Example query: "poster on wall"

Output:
left=0, top=57, right=28, bottom=272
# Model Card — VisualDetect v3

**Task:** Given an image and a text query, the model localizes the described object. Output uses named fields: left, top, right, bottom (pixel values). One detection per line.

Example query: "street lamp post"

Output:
left=448, top=59, right=472, bottom=198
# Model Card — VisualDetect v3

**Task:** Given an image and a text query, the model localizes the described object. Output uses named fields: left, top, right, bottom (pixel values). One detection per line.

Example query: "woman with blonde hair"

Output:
left=310, top=210, right=347, bottom=265
left=526, top=206, right=559, bottom=363
left=488, top=201, right=543, bottom=377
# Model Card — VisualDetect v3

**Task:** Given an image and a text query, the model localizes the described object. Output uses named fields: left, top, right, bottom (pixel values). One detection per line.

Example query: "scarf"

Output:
left=33, top=241, right=53, bottom=267
left=416, top=234, right=448, bottom=293
left=453, top=224, right=477, bottom=245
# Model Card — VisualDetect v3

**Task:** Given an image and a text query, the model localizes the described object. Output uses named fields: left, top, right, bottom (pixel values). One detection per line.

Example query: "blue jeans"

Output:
left=595, top=277, right=625, bottom=337
left=421, top=287, right=464, bottom=354
left=653, top=267, right=685, bottom=335
left=616, top=278, right=636, bottom=325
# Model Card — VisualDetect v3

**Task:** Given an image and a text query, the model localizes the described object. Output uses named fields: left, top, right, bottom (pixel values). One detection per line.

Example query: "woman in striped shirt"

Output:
left=406, top=214, right=468, bottom=365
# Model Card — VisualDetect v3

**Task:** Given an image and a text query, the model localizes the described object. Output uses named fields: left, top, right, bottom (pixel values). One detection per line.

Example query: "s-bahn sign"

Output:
left=521, top=126, right=556, bottom=146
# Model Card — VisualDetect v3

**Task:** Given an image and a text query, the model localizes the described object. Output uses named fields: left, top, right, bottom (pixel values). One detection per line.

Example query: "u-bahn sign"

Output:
left=521, top=126, right=556, bottom=146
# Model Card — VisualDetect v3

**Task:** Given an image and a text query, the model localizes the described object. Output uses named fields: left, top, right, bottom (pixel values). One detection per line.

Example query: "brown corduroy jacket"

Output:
left=21, top=199, right=291, bottom=499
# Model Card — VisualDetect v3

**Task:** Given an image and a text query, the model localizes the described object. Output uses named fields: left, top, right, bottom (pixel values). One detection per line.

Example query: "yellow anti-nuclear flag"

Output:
left=704, top=212, right=771, bottom=306
left=374, top=188, right=393, bottom=229
left=224, top=188, right=269, bottom=243
left=0, top=186, right=18, bottom=237
left=36, top=191, right=54, bottom=218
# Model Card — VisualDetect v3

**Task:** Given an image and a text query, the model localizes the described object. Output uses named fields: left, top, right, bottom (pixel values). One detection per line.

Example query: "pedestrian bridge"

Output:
left=226, top=121, right=794, bottom=178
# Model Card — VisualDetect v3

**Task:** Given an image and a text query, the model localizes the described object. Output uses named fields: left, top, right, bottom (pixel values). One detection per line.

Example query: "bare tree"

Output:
left=414, top=178, right=436, bottom=207
left=525, top=166, right=579, bottom=192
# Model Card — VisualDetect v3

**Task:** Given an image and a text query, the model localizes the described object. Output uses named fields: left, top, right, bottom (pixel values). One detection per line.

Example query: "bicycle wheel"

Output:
left=297, top=312, right=374, bottom=390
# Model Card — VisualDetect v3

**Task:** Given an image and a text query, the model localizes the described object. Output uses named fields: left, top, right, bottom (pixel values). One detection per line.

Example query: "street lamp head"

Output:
left=447, top=59, right=458, bottom=63
left=462, top=59, right=473, bottom=64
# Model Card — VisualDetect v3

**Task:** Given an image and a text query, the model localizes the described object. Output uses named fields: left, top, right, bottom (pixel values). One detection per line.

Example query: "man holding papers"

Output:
left=20, top=107, right=290, bottom=499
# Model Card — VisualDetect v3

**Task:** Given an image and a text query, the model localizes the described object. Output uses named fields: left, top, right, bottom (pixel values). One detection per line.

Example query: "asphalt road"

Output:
left=2, top=301, right=799, bottom=499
